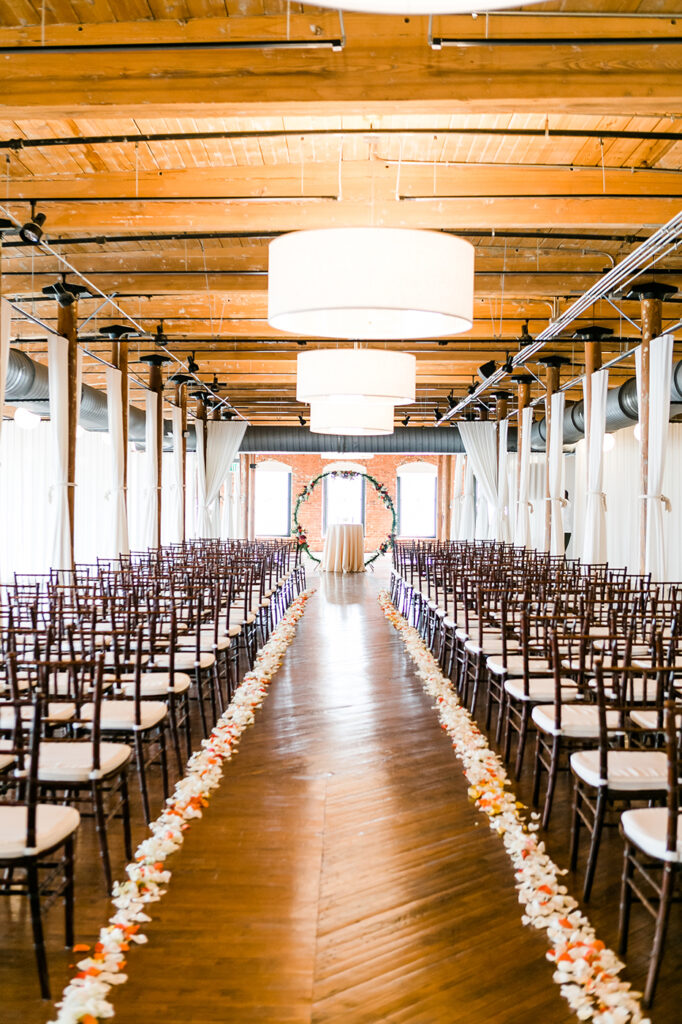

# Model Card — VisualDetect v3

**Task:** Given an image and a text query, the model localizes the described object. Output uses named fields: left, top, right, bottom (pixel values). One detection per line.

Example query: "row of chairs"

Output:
left=391, top=538, right=681, bottom=1008
left=0, top=538, right=306, bottom=999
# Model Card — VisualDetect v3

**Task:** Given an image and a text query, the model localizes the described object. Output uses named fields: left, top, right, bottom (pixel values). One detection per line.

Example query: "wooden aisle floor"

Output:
left=4, top=570, right=679, bottom=1023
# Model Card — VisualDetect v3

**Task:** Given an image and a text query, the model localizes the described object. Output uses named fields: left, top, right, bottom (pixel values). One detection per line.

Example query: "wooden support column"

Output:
left=110, top=340, right=131, bottom=525
left=57, top=298, right=78, bottom=569
left=513, top=375, right=534, bottom=514
left=239, top=452, right=249, bottom=540
left=167, top=372, right=193, bottom=542
left=574, top=324, right=611, bottom=445
left=141, top=353, right=171, bottom=548
left=248, top=461, right=257, bottom=541
left=625, top=282, right=675, bottom=573
left=538, top=356, right=570, bottom=553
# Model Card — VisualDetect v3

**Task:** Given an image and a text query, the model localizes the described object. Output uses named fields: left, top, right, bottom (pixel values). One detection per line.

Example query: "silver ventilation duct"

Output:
left=6, top=347, right=682, bottom=455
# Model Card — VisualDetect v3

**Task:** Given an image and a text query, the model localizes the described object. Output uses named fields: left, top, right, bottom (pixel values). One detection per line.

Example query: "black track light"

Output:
left=401, top=414, right=411, bottom=427
left=446, top=389, right=457, bottom=409
left=296, top=339, right=308, bottom=346
left=434, top=406, right=442, bottom=422
left=20, top=203, right=46, bottom=246
left=502, top=352, right=515, bottom=374
left=222, top=408, right=237, bottom=421
left=154, top=322, right=168, bottom=348
left=518, top=321, right=534, bottom=347
left=187, top=352, right=200, bottom=374
left=477, top=360, right=497, bottom=381
left=298, top=414, right=307, bottom=427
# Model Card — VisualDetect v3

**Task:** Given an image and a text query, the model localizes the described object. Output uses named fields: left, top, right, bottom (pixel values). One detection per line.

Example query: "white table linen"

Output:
left=321, top=523, right=365, bottom=573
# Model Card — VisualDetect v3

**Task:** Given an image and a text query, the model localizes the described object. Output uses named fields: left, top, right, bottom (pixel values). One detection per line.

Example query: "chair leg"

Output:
left=91, top=782, right=112, bottom=893
left=194, top=667, right=209, bottom=738
left=514, top=703, right=531, bottom=780
left=121, top=770, right=133, bottom=861
left=643, top=863, right=676, bottom=1008
left=569, top=779, right=582, bottom=871
left=541, top=737, right=562, bottom=831
left=27, top=860, right=50, bottom=1000
left=583, top=788, right=606, bottom=902
left=134, top=730, right=151, bottom=825
left=159, top=725, right=169, bottom=801
left=168, top=702, right=185, bottom=777
left=531, top=730, right=543, bottom=808
left=618, top=842, right=634, bottom=956
left=63, top=836, right=75, bottom=949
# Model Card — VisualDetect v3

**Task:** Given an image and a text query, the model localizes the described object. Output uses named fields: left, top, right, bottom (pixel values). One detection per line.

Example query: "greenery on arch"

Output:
left=292, top=469, right=397, bottom=568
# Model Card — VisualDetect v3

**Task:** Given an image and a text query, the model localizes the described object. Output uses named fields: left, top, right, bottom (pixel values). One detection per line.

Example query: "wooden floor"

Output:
left=2, top=568, right=680, bottom=1022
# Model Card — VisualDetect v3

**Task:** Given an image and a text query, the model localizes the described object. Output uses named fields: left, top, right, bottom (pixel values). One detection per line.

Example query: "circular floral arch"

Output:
left=292, top=470, right=397, bottom=568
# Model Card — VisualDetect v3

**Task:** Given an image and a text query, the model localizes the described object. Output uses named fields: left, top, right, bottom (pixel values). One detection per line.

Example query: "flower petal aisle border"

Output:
left=51, top=588, right=315, bottom=1024
left=378, top=590, right=650, bottom=1024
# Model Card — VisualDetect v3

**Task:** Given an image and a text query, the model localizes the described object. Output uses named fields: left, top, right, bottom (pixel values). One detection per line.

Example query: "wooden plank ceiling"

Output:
left=1, top=0, right=682, bottom=426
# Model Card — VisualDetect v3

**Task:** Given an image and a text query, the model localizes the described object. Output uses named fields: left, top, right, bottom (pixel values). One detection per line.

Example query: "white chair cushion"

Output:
left=532, top=704, right=620, bottom=738
left=37, top=741, right=131, bottom=783
left=570, top=749, right=668, bottom=791
left=504, top=678, right=578, bottom=703
left=176, top=632, right=230, bottom=652
left=81, top=700, right=167, bottom=731
left=630, top=708, right=682, bottom=731
left=0, top=703, right=75, bottom=728
left=154, top=651, right=215, bottom=671
left=105, top=671, right=192, bottom=696
left=621, top=807, right=682, bottom=863
left=486, top=653, right=544, bottom=676
left=0, top=804, right=81, bottom=859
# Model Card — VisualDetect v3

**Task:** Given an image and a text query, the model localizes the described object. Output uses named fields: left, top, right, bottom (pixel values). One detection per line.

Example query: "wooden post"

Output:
left=178, top=383, right=187, bottom=542
left=626, top=282, right=674, bottom=573
left=248, top=461, right=257, bottom=540
left=538, top=356, right=570, bottom=553
left=513, top=375, right=533, bottom=520
left=239, top=452, right=249, bottom=539
left=111, top=341, right=130, bottom=527
left=141, top=354, right=171, bottom=548
left=57, top=299, right=78, bottom=569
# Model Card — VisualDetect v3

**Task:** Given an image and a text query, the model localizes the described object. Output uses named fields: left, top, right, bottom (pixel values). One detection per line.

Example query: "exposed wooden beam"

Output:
left=3, top=196, right=680, bottom=231
left=1, top=15, right=682, bottom=117
left=7, top=164, right=682, bottom=200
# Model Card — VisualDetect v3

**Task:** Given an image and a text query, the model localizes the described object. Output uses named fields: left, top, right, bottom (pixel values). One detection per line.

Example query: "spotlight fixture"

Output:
left=221, top=408, right=237, bottom=421
left=434, top=406, right=442, bottom=422
left=502, top=352, right=515, bottom=374
left=518, top=321, right=534, bottom=348
left=19, top=203, right=47, bottom=246
left=401, top=414, right=411, bottom=427
left=187, top=352, right=200, bottom=374
left=477, top=360, right=497, bottom=381
left=98, top=324, right=136, bottom=339
left=42, top=275, right=91, bottom=307
left=154, top=322, right=168, bottom=348
left=298, top=414, right=307, bottom=427
left=446, top=389, right=457, bottom=409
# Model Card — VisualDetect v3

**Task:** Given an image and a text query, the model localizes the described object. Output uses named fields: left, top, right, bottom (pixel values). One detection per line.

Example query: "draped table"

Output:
left=321, top=523, right=365, bottom=573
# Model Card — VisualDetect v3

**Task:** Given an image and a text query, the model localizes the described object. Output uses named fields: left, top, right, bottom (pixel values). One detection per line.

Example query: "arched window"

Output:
left=254, top=460, right=292, bottom=537
left=397, top=462, right=437, bottom=538
left=322, top=462, right=366, bottom=534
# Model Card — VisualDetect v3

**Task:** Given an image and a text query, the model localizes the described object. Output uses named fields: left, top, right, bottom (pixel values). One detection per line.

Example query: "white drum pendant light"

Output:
left=268, top=228, right=474, bottom=340
left=309, top=399, right=395, bottom=436
left=297, top=349, right=416, bottom=405
left=305, top=1, right=544, bottom=14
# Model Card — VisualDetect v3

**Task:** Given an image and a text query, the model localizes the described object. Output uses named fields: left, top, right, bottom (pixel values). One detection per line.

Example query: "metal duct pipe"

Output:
left=530, top=360, right=682, bottom=451
left=4, top=347, right=161, bottom=442
left=239, top=425, right=518, bottom=454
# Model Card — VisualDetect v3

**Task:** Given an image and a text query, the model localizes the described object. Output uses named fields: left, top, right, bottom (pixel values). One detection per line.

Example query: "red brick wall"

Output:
left=252, top=453, right=439, bottom=551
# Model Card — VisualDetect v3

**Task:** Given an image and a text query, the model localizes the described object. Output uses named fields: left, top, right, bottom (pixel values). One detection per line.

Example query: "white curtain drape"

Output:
left=458, top=421, right=498, bottom=540
left=141, top=390, right=158, bottom=550
left=636, top=334, right=674, bottom=580
left=495, top=420, right=510, bottom=541
left=0, top=299, right=10, bottom=453
left=169, top=406, right=184, bottom=543
left=514, top=406, right=533, bottom=548
left=450, top=453, right=464, bottom=539
left=548, top=391, right=566, bottom=556
left=458, top=457, right=476, bottom=541
left=582, top=369, right=609, bottom=565
left=105, top=366, right=129, bottom=557
left=48, top=335, right=72, bottom=572
left=199, top=420, right=246, bottom=538
left=195, top=420, right=207, bottom=540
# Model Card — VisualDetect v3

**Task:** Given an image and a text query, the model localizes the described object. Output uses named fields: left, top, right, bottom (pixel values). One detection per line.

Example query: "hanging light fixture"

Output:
left=297, top=349, right=416, bottom=405
left=269, top=228, right=474, bottom=340
left=298, top=0, right=543, bottom=15
left=309, top=399, right=395, bottom=436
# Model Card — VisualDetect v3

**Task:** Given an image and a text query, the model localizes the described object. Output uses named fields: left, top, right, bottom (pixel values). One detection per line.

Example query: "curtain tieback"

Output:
left=639, top=493, right=672, bottom=512
left=547, top=496, right=568, bottom=508
left=586, top=490, right=607, bottom=511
